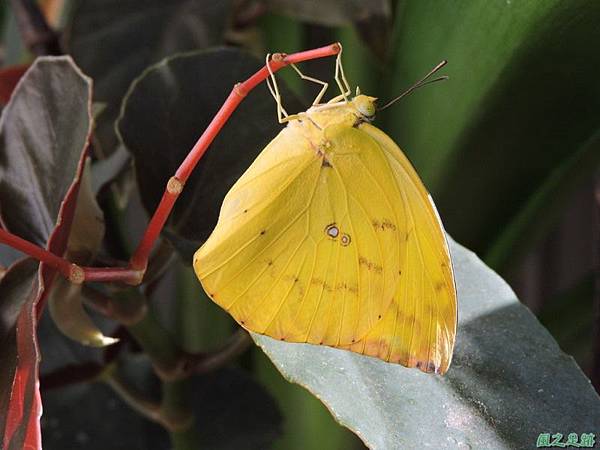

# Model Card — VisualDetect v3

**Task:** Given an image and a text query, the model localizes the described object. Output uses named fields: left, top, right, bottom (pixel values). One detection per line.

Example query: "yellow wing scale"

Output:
left=194, top=95, right=457, bottom=374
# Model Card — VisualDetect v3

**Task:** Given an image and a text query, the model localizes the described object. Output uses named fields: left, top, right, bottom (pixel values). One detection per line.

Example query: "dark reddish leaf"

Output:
left=66, top=0, right=232, bottom=154
left=117, top=48, right=302, bottom=257
left=0, top=64, right=29, bottom=105
left=1, top=259, right=41, bottom=450
left=0, top=56, right=93, bottom=450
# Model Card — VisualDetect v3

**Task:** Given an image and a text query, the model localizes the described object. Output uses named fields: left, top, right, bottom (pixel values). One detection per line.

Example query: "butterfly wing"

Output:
left=194, top=122, right=402, bottom=346
left=343, top=123, right=457, bottom=374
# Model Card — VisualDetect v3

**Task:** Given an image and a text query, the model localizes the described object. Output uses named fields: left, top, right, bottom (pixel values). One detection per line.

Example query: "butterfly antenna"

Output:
left=379, top=60, right=448, bottom=111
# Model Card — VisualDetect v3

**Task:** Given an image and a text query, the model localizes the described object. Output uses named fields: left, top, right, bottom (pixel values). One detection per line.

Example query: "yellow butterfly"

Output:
left=194, top=51, right=457, bottom=374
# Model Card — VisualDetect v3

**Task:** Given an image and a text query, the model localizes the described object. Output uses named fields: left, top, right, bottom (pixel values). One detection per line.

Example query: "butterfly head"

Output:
left=351, top=94, right=377, bottom=121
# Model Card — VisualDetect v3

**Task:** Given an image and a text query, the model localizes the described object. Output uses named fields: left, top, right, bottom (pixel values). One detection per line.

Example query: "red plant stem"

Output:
left=82, top=266, right=143, bottom=284
left=0, top=227, right=71, bottom=277
left=129, top=42, right=341, bottom=270
left=0, top=43, right=342, bottom=282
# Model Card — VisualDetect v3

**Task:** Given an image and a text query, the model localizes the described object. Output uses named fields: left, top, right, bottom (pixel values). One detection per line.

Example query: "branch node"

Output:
left=271, top=52, right=286, bottom=62
left=233, top=82, right=247, bottom=98
left=68, top=264, right=85, bottom=284
left=166, top=176, right=184, bottom=195
left=125, top=269, right=145, bottom=286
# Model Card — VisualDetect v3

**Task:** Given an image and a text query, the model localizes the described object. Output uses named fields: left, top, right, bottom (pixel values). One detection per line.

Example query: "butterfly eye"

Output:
left=353, top=95, right=377, bottom=118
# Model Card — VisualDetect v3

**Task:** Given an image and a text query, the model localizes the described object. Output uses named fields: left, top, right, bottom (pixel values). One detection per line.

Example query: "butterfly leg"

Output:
left=288, top=63, right=329, bottom=105
left=265, top=55, right=325, bottom=125
left=327, top=44, right=352, bottom=104
left=265, top=53, right=293, bottom=124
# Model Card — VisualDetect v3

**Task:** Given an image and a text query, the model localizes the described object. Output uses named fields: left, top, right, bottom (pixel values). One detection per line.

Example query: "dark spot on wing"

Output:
left=260, top=230, right=266, bottom=235
left=372, top=219, right=397, bottom=231
left=358, top=256, right=383, bottom=274
left=340, top=233, right=351, bottom=246
left=325, top=223, right=339, bottom=239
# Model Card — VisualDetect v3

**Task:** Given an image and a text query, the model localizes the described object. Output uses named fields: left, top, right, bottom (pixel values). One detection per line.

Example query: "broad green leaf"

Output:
left=117, top=48, right=302, bottom=255
left=253, top=238, right=600, bottom=449
left=383, top=0, right=600, bottom=262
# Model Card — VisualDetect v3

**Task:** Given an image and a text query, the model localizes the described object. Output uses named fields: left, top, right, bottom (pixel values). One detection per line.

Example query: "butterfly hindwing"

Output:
left=343, top=123, right=457, bottom=374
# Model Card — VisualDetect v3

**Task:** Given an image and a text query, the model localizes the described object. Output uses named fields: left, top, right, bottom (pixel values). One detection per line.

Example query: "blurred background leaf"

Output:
left=382, top=0, right=600, bottom=273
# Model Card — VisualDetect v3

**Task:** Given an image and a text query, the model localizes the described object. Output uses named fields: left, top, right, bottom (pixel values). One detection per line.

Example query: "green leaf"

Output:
left=117, top=48, right=302, bottom=253
left=383, top=0, right=600, bottom=260
left=254, top=348, right=364, bottom=450
left=66, top=0, right=233, bottom=153
left=485, top=129, right=600, bottom=270
left=537, top=273, right=594, bottom=369
left=253, top=238, right=600, bottom=449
